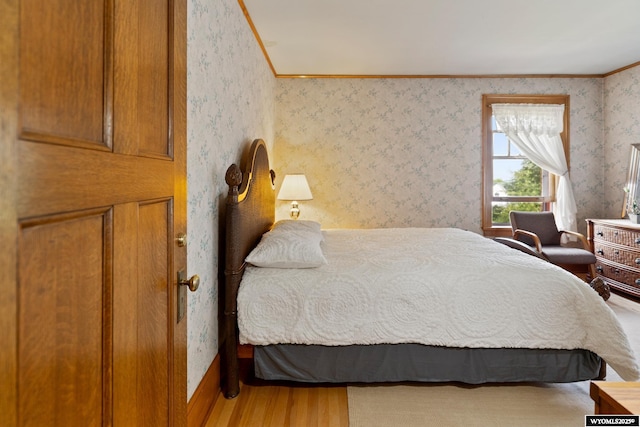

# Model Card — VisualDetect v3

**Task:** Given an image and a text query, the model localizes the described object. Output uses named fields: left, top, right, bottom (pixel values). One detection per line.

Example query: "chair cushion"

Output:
left=541, top=246, right=597, bottom=265
left=510, top=211, right=562, bottom=246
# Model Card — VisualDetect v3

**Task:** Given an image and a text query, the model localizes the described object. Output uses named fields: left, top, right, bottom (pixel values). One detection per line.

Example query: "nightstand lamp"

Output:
left=277, top=174, right=313, bottom=219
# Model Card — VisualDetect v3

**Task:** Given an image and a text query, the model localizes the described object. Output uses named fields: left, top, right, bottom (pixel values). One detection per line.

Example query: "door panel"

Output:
left=18, top=209, right=112, bottom=427
left=19, top=0, right=106, bottom=147
left=114, top=0, right=169, bottom=158
left=114, top=199, right=173, bottom=426
left=137, top=200, right=171, bottom=425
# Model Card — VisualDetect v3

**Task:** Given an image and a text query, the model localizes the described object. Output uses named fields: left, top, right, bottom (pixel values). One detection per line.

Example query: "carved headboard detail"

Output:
left=223, top=139, right=275, bottom=398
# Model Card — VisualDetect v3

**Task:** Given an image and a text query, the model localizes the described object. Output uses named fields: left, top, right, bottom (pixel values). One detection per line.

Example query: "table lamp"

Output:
left=277, top=174, right=313, bottom=219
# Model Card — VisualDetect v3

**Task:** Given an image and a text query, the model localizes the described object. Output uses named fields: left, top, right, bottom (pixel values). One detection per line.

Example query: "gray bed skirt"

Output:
left=254, top=343, right=602, bottom=384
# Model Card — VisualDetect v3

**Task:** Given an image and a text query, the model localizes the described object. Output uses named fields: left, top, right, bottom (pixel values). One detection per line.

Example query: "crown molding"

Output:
left=239, top=0, right=639, bottom=80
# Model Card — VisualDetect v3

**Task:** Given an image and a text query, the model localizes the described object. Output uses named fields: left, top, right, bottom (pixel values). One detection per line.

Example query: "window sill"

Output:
left=482, top=226, right=513, bottom=238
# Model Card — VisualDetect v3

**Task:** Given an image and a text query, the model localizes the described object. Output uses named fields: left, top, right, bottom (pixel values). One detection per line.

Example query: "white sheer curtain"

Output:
left=492, top=104, right=577, bottom=231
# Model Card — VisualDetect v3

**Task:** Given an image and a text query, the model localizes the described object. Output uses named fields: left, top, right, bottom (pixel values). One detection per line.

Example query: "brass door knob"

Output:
left=179, top=273, right=200, bottom=292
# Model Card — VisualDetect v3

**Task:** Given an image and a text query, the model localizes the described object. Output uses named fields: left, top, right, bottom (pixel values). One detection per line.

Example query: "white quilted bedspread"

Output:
left=237, top=228, right=640, bottom=380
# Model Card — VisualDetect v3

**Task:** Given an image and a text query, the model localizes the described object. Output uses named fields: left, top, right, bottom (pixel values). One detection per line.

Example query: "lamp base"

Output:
left=289, top=201, right=300, bottom=219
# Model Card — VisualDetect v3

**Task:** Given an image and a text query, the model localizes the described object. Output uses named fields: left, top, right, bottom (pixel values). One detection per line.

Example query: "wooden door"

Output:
left=0, top=0, right=187, bottom=425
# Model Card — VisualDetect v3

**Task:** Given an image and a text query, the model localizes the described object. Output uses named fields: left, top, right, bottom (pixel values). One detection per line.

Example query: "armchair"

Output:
left=507, top=211, right=597, bottom=280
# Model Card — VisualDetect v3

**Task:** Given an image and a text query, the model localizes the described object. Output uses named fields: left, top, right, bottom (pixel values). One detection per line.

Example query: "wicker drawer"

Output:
left=593, top=241, right=640, bottom=269
left=592, top=223, right=640, bottom=248
left=595, top=258, right=640, bottom=289
left=588, top=219, right=640, bottom=298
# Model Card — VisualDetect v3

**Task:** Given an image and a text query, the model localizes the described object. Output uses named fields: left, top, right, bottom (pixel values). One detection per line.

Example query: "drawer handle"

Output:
left=615, top=231, right=619, bottom=236
left=636, top=279, right=640, bottom=286
left=636, top=237, right=640, bottom=244
left=636, top=258, right=640, bottom=265
left=615, top=250, right=620, bottom=255
left=597, top=231, right=604, bottom=237
left=597, top=249, right=604, bottom=255
left=596, top=266, right=603, bottom=273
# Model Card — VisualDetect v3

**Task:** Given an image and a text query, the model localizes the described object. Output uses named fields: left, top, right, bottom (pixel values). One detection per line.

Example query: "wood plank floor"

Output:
left=205, top=381, right=349, bottom=427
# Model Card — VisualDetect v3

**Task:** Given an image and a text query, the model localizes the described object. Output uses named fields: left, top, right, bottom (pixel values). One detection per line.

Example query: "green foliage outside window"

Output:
left=492, top=159, right=543, bottom=224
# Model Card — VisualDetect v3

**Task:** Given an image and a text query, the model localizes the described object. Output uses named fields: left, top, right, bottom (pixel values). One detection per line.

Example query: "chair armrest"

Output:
left=512, top=229, right=543, bottom=253
left=560, top=230, right=591, bottom=251
left=494, top=237, right=547, bottom=261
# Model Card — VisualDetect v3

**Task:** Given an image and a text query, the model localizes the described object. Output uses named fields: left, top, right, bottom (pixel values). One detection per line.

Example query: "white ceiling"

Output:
left=241, top=0, right=640, bottom=76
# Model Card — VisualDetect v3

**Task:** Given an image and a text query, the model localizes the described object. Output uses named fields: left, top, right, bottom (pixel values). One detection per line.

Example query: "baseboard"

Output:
left=187, top=353, right=220, bottom=427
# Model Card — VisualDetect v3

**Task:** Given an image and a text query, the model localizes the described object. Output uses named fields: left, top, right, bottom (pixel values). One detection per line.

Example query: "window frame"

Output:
left=481, top=94, right=570, bottom=237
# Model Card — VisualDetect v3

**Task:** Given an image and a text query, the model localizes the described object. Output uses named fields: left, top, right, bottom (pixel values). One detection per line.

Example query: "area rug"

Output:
left=347, top=293, right=640, bottom=427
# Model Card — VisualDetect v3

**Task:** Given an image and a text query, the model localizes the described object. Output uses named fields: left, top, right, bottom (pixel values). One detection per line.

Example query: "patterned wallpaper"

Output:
left=274, top=78, right=605, bottom=234
left=603, top=66, right=640, bottom=218
left=186, top=0, right=274, bottom=399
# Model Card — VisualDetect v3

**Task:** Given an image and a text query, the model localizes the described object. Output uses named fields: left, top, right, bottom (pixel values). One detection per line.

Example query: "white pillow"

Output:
left=245, top=223, right=327, bottom=268
left=272, top=220, right=323, bottom=238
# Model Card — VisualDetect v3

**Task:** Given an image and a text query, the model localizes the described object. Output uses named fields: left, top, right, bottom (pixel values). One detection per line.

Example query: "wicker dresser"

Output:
left=587, top=219, right=640, bottom=298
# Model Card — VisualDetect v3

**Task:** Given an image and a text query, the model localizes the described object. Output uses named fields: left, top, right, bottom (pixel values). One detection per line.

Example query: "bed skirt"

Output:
left=254, top=343, right=602, bottom=384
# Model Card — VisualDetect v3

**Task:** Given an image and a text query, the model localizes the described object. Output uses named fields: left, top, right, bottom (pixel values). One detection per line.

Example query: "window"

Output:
left=481, top=95, right=570, bottom=237
left=491, top=117, right=550, bottom=221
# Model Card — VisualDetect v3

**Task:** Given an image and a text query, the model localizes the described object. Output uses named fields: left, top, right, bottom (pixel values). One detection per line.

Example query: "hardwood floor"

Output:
left=205, top=382, right=349, bottom=427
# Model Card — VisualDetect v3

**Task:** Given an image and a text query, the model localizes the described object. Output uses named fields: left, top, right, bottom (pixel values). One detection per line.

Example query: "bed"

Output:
left=222, top=139, right=639, bottom=399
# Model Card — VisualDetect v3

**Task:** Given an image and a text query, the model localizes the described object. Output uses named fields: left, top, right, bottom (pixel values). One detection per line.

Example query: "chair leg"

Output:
left=588, top=263, right=597, bottom=281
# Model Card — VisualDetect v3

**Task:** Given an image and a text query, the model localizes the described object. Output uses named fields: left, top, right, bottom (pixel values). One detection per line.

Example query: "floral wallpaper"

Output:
left=186, top=0, right=274, bottom=399
left=603, top=66, right=640, bottom=218
left=184, top=0, right=640, bottom=402
left=274, top=78, right=605, bottom=235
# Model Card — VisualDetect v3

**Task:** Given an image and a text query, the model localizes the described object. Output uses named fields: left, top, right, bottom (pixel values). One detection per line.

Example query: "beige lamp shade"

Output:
left=277, top=174, right=313, bottom=201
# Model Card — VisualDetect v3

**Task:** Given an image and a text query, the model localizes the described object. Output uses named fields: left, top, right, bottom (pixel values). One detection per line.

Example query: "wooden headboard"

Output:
left=223, top=139, right=275, bottom=398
